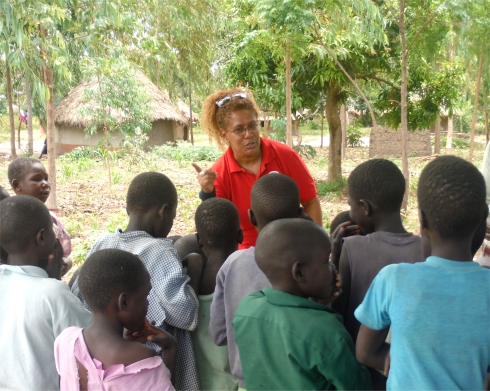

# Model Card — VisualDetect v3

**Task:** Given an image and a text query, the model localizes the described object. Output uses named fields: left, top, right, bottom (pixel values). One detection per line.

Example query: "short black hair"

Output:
left=7, top=157, right=40, bottom=184
left=329, top=210, right=351, bottom=235
left=0, top=195, right=52, bottom=253
left=251, top=173, right=300, bottom=224
left=195, top=198, right=240, bottom=249
left=418, top=155, right=487, bottom=239
left=126, top=172, right=178, bottom=214
left=78, top=249, right=147, bottom=311
left=255, top=218, right=331, bottom=283
left=0, top=186, right=10, bottom=201
left=348, top=159, right=405, bottom=212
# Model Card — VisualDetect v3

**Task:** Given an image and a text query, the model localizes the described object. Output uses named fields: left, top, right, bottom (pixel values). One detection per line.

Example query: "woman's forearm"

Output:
left=302, top=195, right=323, bottom=226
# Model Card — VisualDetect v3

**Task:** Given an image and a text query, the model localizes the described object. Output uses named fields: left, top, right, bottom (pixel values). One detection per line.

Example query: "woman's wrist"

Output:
left=199, top=188, right=216, bottom=200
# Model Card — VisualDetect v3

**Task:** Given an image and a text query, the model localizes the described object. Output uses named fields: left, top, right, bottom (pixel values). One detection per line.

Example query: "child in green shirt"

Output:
left=192, top=198, right=242, bottom=390
left=233, top=218, right=371, bottom=390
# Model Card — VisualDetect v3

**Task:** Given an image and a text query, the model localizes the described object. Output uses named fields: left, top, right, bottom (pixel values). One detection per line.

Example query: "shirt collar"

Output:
left=226, top=137, right=277, bottom=174
left=0, top=264, right=48, bottom=278
left=426, top=256, right=482, bottom=269
left=262, top=287, right=334, bottom=312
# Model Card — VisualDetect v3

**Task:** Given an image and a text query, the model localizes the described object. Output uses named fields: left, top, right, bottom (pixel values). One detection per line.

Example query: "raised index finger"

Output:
left=191, top=162, right=202, bottom=173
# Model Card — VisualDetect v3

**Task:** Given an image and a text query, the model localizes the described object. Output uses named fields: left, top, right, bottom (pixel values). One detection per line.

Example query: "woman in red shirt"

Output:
left=193, top=88, right=321, bottom=249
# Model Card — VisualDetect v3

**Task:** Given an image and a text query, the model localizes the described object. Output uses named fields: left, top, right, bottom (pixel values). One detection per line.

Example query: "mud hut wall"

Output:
left=55, top=125, right=124, bottom=155
left=369, top=128, right=432, bottom=158
left=147, top=120, right=175, bottom=147
left=172, top=121, right=185, bottom=141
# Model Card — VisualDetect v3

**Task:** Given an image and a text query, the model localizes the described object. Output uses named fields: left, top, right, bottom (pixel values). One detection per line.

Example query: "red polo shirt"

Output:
left=212, top=137, right=317, bottom=249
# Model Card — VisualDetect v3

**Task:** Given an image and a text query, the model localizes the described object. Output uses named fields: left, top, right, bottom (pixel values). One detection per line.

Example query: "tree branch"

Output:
left=406, top=12, right=439, bottom=54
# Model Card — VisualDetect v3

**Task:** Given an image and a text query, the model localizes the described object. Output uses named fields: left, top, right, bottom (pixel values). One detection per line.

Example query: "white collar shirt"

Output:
left=0, top=264, right=91, bottom=391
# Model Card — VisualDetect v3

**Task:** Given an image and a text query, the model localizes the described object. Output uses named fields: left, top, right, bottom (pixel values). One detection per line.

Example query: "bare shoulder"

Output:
left=120, top=341, right=158, bottom=365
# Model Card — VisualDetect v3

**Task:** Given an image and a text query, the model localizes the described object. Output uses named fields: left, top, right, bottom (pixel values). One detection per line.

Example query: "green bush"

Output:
left=307, top=120, right=320, bottom=130
left=439, top=136, right=469, bottom=149
left=316, top=176, right=347, bottom=195
left=347, top=122, right=364, bottom=147
left=152, top=142, right=222, bottom=162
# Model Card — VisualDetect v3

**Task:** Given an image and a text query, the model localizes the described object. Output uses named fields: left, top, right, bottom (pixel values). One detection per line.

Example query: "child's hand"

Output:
left=330, top=221, right=360, bottom=268
left=312, top=269, right=342, bottom=305
left=124, top=319, right=177, bottom=349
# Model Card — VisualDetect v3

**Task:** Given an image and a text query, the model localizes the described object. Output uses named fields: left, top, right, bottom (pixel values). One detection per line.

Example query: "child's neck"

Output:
left=8, top=252, right=44, bottom=268
left=85, top=311, right=125, bottom=343
left=125, top=215, right=158, bottom=237
left=372, top=212, right=407, bottom=234
left=429, top=236, right=473, bottom=262
left=199, top=247, right=236, bottom=296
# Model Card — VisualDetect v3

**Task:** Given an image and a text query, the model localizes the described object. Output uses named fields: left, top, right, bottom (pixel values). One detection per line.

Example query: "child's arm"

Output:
left=356, top=325, right=390, bottom=374
left=330, top=221, right=360, bottom=269
left=125, top=319, right=178, bottom=385
left=208, top=259, right=231, bottom=346
left=182, top=253, right=204, bottom=296
left=331, top=246, right=351, bottom=318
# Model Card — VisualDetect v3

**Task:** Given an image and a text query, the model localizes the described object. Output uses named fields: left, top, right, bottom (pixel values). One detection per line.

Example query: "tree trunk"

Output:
left=325, top=82, right=342, bottom=182
left=434, top=114, right=441, bottom=154
left=25, top=77, right=33, bottom=156
left=340, top=104, right=347, bottom=158
left=446, top=38, right=454, bottom=150
left=189, top=83, right=194, bottom=146
left=285, top=40, right=293, bottom=147
left=399, top=0, right=410, bottom=211
left=469, top=55, right=483, bottom=161
left=95, top=71, right=112, bottom=187
left=6, top=64, right=17, bottom=159
left=320, top=112, right=324, bottom=148
left=484, top=94, right=489, bottom=143
left=44, top=66, right=58, bottom=210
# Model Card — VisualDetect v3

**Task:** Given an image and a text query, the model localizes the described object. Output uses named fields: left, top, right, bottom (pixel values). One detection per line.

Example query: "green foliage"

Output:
left=293, top=144, right=317, bottom=160
left=307, top=120, right=320, bottom=130
left=152, top=143, right=222, bottom=162
left=316, top=176, right=347, bottom=196
left=440, top=136, right=470, bottom=149
left=268, top=119, right=287, bottom=142
left=80, top=59, right=152, bottom=140
left=347, top=122, right=364, bottom=147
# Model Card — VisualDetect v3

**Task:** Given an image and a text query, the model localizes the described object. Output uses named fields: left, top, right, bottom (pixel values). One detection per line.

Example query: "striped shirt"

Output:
left=71, top=230, right=200, bottom=391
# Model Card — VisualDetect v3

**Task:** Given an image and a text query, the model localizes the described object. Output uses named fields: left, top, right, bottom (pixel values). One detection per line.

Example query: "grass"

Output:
left=0, top=124, right=487, bottom=269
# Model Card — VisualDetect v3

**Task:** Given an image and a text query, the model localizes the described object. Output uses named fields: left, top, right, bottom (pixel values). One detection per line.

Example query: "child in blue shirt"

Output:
left=355, top=155, right=490, bottom=390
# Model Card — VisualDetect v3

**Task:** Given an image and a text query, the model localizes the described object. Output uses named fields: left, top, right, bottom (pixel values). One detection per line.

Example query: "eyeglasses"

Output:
left=216, top=92, right=248, bottom=107
left=228, top=121, right=260, bottom=136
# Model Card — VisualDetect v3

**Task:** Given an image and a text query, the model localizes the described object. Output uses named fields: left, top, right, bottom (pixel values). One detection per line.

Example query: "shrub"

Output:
left=152, top=142, right=222, bottom=162
left=347, top=122, right=363, bottom=147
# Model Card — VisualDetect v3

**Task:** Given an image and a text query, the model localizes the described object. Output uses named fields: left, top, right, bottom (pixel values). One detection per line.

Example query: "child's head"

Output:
left=329, top=210, right=352, bottom=235
left=255, top=218, right=335, bottom=300
left=126, top=172, right=178, bottom=238
left=79, top=249, right=151, bottom=332
left=347, top=159, right=405, bottom=234
left=0, top=195, right=57, bottom=275
left=250, top=173, right=302, bottom=230
left=195, top=198, right=242, bottom=255
left=418, top=156, right=487, bottom=246
left=471, top=219, right=486, bottom=257
left=8, top=158, right=50, bottom=203
left=0, top=185, right=10, bottom=201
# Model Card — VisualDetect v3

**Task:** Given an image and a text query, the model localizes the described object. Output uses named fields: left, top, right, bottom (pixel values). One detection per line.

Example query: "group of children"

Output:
left=0, top=154, right=489, bottom=391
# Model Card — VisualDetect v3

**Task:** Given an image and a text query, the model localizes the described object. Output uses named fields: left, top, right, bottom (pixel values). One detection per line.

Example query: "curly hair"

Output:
left=8, top=157, right=41, bottom=185
left=195, top=198, right=240, bottom=249
left=201, top=88, right=261, bottom=150
left=79, top=249, right=147, bottom=312
left=418, top=155, right=486, bottom=239
left=347, top=159, right=405, bottom=213
left=126, top=172, right=178, bottom=214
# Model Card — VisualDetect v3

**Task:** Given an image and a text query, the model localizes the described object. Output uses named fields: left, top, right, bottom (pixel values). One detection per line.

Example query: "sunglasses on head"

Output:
left=215, top=92, right=248, bottom=108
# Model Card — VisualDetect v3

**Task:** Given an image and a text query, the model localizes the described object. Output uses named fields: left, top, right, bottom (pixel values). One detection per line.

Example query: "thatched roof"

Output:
left=55, top=70, right=188, bottom=127
left=176, top=99, right=199, bottom=122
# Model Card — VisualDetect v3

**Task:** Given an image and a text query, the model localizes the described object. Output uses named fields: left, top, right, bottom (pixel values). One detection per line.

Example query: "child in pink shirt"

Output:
left=55, top=248, right=176, bottom=390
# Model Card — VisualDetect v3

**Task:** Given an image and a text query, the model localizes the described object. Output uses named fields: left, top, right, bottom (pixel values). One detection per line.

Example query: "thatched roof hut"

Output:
left=176, top=99, right=200, bottom=124
left=54, top=71, right=189, bottom=155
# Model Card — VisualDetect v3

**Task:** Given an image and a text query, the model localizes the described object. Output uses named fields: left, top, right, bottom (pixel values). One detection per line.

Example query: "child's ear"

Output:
left=248, top=209, right=257, bottom=227
left=196, top=233, right=204, bottom=249
left=158, top=204, right=168, bottom=219
left=118, top=292, right=129, bottom=311
left=11, top=179, right=21, bottom=193
left=35, top=228, right=46, bottom=246
left=297, top=207, right=305, bottom=218
left=292, top=262, right=306, bottom=283
left=360, top=199, right=372, bottom=216
left=237, top=228, right=244, bottom=244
